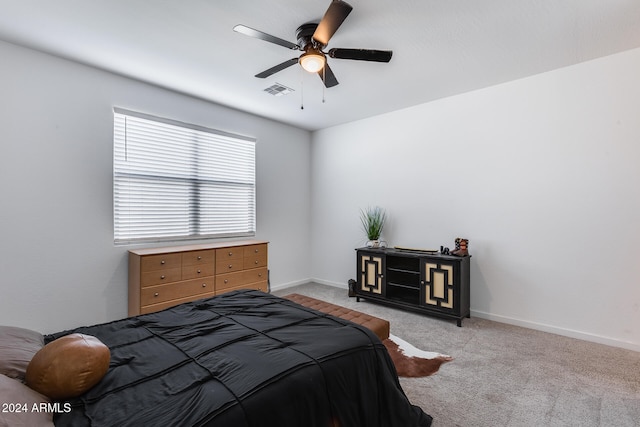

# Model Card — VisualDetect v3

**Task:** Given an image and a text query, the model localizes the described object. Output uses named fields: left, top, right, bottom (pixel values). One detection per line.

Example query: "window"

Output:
left=113, top=108, right=256, bottom=244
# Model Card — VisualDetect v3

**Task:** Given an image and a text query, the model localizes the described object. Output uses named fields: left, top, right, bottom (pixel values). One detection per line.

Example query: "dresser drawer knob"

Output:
left=254, top=249, right=259, bottom=253
left=154, top=292, right=159, bottom=297
left=202, top=283, right=206, bottom=288
left=224, top=279, right=228, bottom=284
left=197, top=269, right=201, bottom=274
left=228, top=252, right=233, bottom=256
left=197, top=256, right=202, bottom=260
left=161, top=275, right=165, bottom=279
left=161, top=260, right=165, bottom=265
left=228, top=264, right=233, bottom=269
left=255, top=260, right=259, bottom=264
left=258, top=273, right=262, bottom=277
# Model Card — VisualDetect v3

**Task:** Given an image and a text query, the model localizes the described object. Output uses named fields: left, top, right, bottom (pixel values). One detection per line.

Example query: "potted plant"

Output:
left=360, top=206, right=387, bottom=248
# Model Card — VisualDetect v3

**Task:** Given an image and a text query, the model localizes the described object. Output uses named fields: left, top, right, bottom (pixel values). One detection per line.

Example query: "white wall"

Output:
left=310, top=48, right=640, bottom=351
left=0, top=40, right=312, bottom=334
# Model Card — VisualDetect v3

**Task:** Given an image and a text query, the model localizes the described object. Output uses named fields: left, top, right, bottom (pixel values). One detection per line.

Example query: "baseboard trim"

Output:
left=471, top=310, right=640, bottom=352
left=269, top=279, right=310, bottom=292
left=270, top=278, right=347, bottom=293
left=309, top=278, right=347, bottom=289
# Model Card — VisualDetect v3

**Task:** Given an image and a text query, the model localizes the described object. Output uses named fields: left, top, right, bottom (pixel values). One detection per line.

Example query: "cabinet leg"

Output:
left=356, top=296, right=360, bottom=302
left=457, top=319, right=462, bottom=327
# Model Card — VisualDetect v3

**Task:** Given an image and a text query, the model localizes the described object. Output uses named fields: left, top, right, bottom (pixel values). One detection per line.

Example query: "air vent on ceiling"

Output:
left=264, top=83, right=295, bottom=96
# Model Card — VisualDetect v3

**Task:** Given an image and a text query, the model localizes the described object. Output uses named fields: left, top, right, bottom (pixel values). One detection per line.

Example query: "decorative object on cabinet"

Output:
left=128, top=240, right=268, bottom=316
left=451, top=237, right=469, bottom=256
left=359, top=206, right=387, bottom=248
left=355, top=247, right=470, bottom=327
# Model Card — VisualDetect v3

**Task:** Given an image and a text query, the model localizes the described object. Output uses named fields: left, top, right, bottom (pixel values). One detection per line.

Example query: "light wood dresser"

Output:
left=128, top=240, right=268, bottom=316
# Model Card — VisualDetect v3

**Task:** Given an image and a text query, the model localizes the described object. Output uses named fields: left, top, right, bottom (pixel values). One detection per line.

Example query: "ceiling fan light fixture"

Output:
left=299, top=50, right=326, bottom=73
left=235, top=0, right=391, bottom=89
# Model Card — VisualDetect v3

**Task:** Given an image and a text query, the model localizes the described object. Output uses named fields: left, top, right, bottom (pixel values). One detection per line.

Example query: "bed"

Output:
left=32, top=289, right=432, bottom=426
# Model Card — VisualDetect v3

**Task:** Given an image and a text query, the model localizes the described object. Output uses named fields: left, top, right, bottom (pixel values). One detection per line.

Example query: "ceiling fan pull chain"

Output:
left=300, top=66, right=304, bottom=110
left=322, top=67, right=326, bottom=103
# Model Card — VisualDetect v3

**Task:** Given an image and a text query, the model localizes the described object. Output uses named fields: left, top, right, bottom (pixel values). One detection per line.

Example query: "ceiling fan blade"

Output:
left=328, top=48, right=393, bottom=62
left=255, top=58, right=299, bottom=78
left=312, top=0, right=353, bottom=47
left=234, top=25, right=300, bottom=50
left=317, top=63, right=339, bottom=88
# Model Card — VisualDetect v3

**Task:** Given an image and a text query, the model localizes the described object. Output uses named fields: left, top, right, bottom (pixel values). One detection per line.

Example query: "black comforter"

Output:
left=48, top=290, right=432, bottom=427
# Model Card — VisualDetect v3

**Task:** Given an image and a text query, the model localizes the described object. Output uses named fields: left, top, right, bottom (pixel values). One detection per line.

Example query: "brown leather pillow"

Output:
left=25, top=333, right=110, bottom=400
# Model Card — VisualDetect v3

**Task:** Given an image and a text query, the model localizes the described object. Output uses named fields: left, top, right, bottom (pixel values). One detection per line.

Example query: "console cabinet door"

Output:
left=358, top=252, right=385, bottom=296
left=420, top=259, right=459, bottom=314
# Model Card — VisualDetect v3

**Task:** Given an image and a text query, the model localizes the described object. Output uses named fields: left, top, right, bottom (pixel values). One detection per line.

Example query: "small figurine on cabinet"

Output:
left=451, top=238, right=469, bottom=256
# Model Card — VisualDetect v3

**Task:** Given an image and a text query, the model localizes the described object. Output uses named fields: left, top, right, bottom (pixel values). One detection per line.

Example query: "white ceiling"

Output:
left=1, top=0, right=639, bottom=131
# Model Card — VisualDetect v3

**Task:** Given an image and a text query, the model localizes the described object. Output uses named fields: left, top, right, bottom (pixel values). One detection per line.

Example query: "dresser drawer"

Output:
left=140, top=253, right=182, bottom=272
left=182, top=263, right=215, bottom=280
left=216, top=247, right=243, bottom=261
left=216, top=280, right=268, bottom=295
left=243, top=244, right=267, bottom=257
left=243, top=252, right=268, bottom=269
left=216, top=258, right=243, bottom=274
left=245, top=281, right=269, bottom=292
left=248, top=281, right=268, bottom=292
left=140, top=292, right=216, bottom=315
left=140, top=278, right=214, bottom=306
left=216, top=267, right=268, bottom=292
left=141, top=267, right=182, bottom=287
left=182, top=249, right=215, bottom=266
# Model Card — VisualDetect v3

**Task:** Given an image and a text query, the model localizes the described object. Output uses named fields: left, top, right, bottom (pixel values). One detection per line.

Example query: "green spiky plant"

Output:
left=360, top=206, right=387, bottom=241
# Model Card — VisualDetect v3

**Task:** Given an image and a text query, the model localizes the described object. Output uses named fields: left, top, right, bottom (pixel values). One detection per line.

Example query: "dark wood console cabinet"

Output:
left=356, top=247, right=471, bottom=326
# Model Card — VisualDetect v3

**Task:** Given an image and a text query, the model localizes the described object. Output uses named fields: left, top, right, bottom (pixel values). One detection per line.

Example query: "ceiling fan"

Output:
left=233, top=0, right=392, bottom=88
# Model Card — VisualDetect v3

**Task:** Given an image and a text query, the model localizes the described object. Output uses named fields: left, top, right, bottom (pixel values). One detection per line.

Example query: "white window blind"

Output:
left=113, top=108, right=256, bottom=244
